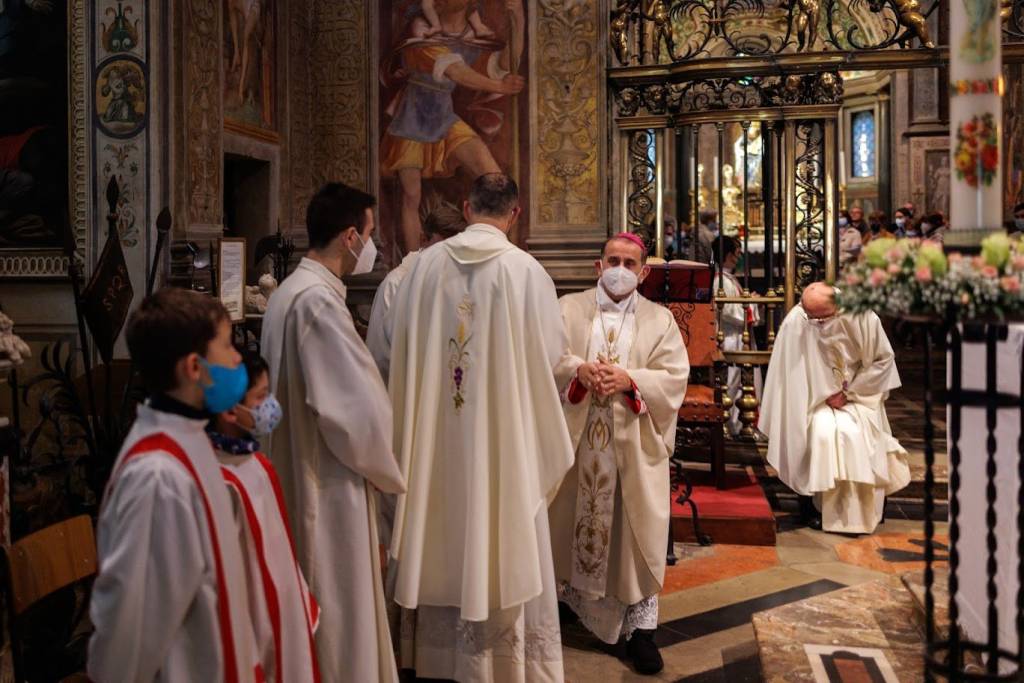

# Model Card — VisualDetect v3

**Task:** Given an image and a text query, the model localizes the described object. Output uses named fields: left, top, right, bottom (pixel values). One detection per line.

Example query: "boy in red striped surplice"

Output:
left=210, top=351, right=321, bottom=683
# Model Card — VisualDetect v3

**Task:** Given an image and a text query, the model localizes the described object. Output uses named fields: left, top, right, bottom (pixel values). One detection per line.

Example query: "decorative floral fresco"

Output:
left=954, top=112, right=999, bottom=189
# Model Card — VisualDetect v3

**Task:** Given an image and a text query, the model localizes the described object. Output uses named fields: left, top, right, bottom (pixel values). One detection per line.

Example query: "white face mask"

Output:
left=838, top=217, right=848, bottom=227
left=350, top=232, right=377, bottom=275
left=600, top=265, right=639, bottom=298
left=895, top=217, right=906, bottom=228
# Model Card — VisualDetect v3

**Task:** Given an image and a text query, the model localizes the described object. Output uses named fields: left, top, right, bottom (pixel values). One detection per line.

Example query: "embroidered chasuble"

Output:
left=550, top=287, right=689, bottom=644
left=759, top=306, right=911, bottom=533
left=385, top=224, right=574, bottom=682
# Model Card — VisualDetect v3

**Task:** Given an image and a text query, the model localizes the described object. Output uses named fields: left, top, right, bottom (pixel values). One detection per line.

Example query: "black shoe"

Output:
left=798, top=495, right=823, bottom=531
left=558, top=601, right=579, bottom=626
left=626, top=629, right=663, bottom=675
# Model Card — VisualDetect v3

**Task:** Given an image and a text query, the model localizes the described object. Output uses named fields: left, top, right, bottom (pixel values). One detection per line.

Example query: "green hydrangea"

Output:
left=916, top=242, right=948, bottom=277
left=981, top=232, right=1011, bottom=269
left=863, top=237, right=897, bottom=269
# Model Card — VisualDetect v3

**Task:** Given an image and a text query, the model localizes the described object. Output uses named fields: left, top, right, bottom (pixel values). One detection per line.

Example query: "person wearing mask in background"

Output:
left=892, top=208, right=913, bottom=237
left=838, top=210, right=862, bottom=266
left=864, top=211, right=894, bottom=245
left=211, top=351, right=321, bottom=683
left=920, top=213, right=947, bottom=243
left=551, top=233, right=688, bottom=675
left=261, top=182, right=407, bottom=682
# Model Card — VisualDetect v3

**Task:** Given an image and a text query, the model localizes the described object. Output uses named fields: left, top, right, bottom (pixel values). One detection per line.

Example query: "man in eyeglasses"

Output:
left=758, top=282, right=910, bottom=533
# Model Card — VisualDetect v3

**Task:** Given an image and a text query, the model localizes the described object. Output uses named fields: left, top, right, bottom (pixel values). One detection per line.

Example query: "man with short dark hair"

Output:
left=385, top=172, right=575, bottom=681
left=261, top=182, right=406, bottom=682
left=550, top=233, right=688, bottom=676
left=90, top=288, right=260, bottom=681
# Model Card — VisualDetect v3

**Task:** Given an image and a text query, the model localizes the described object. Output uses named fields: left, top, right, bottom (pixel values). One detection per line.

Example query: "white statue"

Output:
left=0, top=312, right=30, bottom=366
left=244, top=273, right=279, bottom=315
left=733, top=123, right=763, bottom=190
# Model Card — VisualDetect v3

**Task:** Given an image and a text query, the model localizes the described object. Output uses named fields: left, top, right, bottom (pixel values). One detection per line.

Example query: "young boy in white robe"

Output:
left=89, top=288, right=261, bottom=682
left=551, top=233, right=689, bottom=676
left=209, top=351, right=321, bottom=683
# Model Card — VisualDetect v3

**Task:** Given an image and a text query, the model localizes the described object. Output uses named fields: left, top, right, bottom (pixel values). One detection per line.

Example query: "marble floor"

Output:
left=561, top=519, right=945, bottom=682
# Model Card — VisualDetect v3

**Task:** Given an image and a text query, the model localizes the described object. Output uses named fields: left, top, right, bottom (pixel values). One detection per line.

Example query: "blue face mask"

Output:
left=199, top=359, right=248, bottom=414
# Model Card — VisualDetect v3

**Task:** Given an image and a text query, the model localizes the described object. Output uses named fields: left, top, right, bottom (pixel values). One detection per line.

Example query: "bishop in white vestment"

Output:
left=758, top=282, right=911, bottom=534
left=261, top=183, right=406, bottom=682
left=385, top=174, right=574, bottom=682
left=550, top=234, right=688, bottom=675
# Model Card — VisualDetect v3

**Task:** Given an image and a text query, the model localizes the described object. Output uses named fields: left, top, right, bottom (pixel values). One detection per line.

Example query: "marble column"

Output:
left=948, top=0, right=1004, bottom=239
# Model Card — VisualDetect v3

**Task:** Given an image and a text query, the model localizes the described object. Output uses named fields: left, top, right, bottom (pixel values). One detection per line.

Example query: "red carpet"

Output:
left=670, top=468, right=777, bottom=546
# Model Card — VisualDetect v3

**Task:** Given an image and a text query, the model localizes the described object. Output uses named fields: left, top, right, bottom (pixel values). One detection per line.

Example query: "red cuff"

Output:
left=567, top=375, right=588, bottom=404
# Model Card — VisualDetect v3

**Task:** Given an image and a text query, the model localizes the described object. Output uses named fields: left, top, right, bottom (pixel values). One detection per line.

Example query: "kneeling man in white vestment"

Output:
left=758, top=282, right=910, bottom=534
left=551, top=233, right=689, bottom=675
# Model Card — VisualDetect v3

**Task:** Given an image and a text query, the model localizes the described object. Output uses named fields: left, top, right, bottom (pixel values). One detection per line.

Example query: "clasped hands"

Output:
left=825, top=390, right=848, bottom=409
left=577, top=361, right=632, bottom=398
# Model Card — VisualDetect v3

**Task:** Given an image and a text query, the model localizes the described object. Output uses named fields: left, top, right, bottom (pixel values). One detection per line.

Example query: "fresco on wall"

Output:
left=223, top=0, right=275, bottom=137
left=378, top=0, right=529, bottom=267
left=0, top=0, right=68, bottom=249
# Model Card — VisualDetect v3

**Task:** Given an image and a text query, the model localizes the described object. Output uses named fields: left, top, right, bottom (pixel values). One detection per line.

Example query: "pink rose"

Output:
left=845, top=273, right=863, bottom=286
left=1012, top=255, right=1024, bottom=271
left=886, top=248, right=903, bottom=263
left=1001, top=276, right=1021, bottom=293
left=887, top=263, right=902, bottom=274
left=869, top=268, right=889, bottom=287
left=982, top=265, right=999, bottom=278
left=972, top=256, right=986, bottom=269
left=915, top=265, right=933, bottom=282
left=948, top=252, right=964, bottom=263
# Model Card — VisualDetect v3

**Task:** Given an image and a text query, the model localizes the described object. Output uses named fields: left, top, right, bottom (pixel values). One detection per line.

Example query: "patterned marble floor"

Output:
left=562, top=519, right=945, bottom=682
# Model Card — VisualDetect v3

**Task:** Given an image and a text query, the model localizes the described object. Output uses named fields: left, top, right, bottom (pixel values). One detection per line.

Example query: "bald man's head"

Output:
left=802, top=282, right=837, bottom=319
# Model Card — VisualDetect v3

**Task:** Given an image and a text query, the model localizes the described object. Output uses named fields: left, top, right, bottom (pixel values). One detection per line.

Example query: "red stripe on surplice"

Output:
left=109, top=433, right=241, bottom=683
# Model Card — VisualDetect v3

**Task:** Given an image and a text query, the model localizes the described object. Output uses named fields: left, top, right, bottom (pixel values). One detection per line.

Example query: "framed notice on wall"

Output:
left=218, top=238, right=246, bottom=323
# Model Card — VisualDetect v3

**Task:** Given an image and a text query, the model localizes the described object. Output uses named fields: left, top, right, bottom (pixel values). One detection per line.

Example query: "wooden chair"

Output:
left=641, top=264, right=726, bottom=555
left=2, top=515, right=96, bottom=682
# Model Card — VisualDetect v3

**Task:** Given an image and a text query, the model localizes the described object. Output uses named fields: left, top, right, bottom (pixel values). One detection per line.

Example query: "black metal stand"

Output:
left=921, top=320, right=1023, bottom=682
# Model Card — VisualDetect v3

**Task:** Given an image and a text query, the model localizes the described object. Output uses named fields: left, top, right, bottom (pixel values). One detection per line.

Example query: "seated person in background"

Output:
left=848, top=205, right=868, bottom=236
left=551, top=233, right=688, bottom=676
left=210, top=351, right=321, bottom=683
left=864, top=211, right=894, bottom=244
left=920, top=213, right=947, bottom=243
left=892, top=207, right=913, bottom=237
left=712, top=235, right=762, bottom=436
left=839, top=210, right=863, bottom=266
left=758, top=282, right=910, bottom=534
left=1009, top=203, right=1024, bottom=235
left=89, top=289, right=260, bottom=681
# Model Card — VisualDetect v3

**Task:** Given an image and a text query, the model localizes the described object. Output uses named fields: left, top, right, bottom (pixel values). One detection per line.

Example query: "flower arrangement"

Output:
left=954, top=113, right=999, bottom=188
left=836, top=233, right=1024, bottom=321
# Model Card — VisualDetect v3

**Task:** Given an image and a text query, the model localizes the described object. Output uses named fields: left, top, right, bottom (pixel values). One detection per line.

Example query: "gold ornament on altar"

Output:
left=720, top=164, right=744, bottom=234
left=791, top=0, right=821, bottom=51
left=862, top=0, right=936, bottom=48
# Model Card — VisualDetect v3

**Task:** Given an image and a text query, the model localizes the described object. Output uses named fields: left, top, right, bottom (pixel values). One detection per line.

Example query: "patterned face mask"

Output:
left=238, top=394, right=283, bottom=437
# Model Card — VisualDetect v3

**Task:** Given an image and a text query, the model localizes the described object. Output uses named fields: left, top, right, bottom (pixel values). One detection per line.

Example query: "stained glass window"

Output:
left=851, top=111, right=876, bottom=178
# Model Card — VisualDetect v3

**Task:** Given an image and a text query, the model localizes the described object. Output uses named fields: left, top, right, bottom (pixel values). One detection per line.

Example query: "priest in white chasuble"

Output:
left=386, top=173, right=574, bottom=683
left=550, top=233, right=689, bottom=676
left=261, top=183, right=406, bottom=683
left=759, top=282, right=911, bottom=534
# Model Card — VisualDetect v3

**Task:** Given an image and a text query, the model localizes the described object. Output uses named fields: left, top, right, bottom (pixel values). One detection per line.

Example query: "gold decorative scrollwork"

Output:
left=186, top=0, right=221, bottom=226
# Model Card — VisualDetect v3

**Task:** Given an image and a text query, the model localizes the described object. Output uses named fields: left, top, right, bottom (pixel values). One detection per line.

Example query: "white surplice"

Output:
left=385, top=224, right=574, bottom=682
left=758, top=306, right=911, bottom=533
left=718, top=268, right=762, bottom=436
left=366, top=249, right=421, bottom=382
left=89, top=405, right=259, bottom=683
left=219, top=451, right=321, bottom=683
left=262, top=257, right=406, bottom=683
